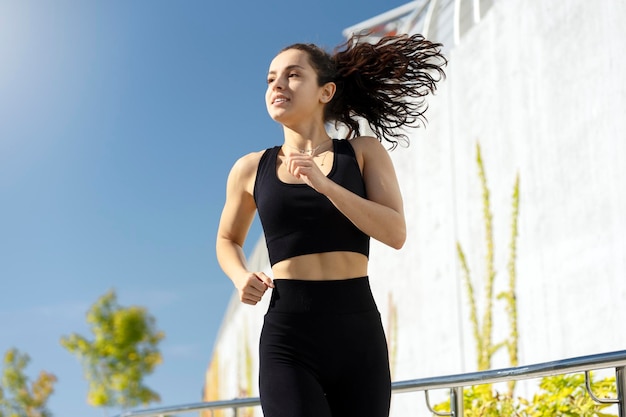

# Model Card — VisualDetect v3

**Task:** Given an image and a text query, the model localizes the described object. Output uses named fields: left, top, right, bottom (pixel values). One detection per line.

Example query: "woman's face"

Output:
left=265, top=49, right=331, bottom=126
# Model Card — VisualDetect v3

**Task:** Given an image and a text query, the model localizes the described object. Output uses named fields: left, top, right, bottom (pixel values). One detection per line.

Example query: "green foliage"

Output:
left=524, top=374, right=617, bottom=417
left=457, top=143, right=520, bottom=373
left=60, top=289, right=165, bottom=410
left=434, top=384, right=521, bottom=417
left=500, top=171, right=520, bottom=396
left=475, top=144, right=497, bottom=372
left=437, top=143, right=619, bottom=415
left=0, top=348, right=57, bottom=417
left=433, top=374, right=617, bottom=417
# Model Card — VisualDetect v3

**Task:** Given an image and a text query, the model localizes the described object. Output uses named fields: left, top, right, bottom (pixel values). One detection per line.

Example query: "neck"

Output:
left=282, top=124, right=331, bottom=151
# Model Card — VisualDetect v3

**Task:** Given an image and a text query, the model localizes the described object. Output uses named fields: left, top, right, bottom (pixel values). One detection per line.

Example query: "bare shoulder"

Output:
left=227, top=150, right=266, bottom=194
left=231, top=150, right=265, bottom=176
left=347, top=136, right=389, bottom=156
left=347, top=136, right=390, bottom=165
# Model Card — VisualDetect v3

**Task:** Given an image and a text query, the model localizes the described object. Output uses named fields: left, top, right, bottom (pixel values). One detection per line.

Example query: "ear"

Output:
left=320, top=82, right=336, bottom=104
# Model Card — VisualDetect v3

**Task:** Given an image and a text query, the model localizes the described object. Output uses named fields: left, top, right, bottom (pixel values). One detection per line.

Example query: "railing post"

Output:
left=617, top=366, right=626, bottom=417
left=450, top=386, right=464, bottom=417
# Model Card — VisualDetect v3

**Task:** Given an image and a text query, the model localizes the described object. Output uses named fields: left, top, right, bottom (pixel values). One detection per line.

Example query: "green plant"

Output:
left=456, top=142, right=519, bottom=374
left=434, top=373, right=617, bottom=417
left=0, top=348, right=57, bottom=417
left=436, top=142, right=617, bottom=416
left=434, top=384, right=521, bottom=417
left=61, top=290, right=164, bottom=414
left=524, top=373, right=617, bottom=417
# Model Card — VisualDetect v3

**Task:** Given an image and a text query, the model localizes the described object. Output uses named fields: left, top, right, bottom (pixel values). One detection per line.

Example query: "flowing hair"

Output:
left=282, top=33, right=447, bottom=149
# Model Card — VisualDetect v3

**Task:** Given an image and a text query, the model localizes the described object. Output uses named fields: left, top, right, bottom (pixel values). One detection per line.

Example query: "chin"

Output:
left=269, top=112, right=289, bottom=124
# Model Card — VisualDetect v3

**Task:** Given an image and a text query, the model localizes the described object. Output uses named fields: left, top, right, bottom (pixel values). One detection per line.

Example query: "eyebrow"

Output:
left=267, top=64, right=306, bottom=75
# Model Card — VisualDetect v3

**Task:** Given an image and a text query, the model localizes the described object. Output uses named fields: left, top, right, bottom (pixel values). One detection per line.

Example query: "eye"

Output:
left=288, top=72, right=299, bottom=78
left=266, top=77, right=275, bottom=84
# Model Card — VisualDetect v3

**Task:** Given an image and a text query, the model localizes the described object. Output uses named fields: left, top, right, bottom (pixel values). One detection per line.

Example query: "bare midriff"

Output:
left=271, top=251, right=368, bottom=280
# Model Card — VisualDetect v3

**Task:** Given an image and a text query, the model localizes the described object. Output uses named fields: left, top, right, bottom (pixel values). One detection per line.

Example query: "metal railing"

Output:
left=116, top=349, right=626, bottom=417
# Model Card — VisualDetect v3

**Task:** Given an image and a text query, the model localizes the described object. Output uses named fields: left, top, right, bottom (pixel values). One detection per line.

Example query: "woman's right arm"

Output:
left=216, top=152, right=273, bottom=305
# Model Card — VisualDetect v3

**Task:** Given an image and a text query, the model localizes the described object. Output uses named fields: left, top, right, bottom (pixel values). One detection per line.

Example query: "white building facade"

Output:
left=204, top=0, right=626, bottom=415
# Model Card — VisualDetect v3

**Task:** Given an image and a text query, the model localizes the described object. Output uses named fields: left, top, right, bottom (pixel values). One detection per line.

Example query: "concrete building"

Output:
left=203, top=0, right=626, bottom=415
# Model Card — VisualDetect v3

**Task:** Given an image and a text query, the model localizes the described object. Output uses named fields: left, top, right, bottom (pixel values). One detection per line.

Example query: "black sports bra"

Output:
left=253, top=139, right=370, bottom=266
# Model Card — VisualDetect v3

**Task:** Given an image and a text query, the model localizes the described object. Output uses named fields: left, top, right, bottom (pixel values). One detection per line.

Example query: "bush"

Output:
left=433, top=373, right=617, bottom=417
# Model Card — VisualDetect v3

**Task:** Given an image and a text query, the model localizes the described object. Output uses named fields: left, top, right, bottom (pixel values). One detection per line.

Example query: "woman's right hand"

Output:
left=216, top=151, right=273, bottom=306
left=236, top=272, right=274, bottom=305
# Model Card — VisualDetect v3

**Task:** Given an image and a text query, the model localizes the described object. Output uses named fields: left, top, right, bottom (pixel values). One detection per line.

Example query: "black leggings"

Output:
left=259, top=277, right=391, bottom=417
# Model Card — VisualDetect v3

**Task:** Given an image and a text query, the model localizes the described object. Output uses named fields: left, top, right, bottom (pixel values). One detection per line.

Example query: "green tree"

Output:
left=0, top=348, right=57, bottom=417
left=60, top=290, right=165, bottom=414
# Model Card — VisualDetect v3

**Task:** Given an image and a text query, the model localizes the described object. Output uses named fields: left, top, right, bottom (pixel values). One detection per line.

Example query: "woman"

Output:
left=216, top=33, right=446, bottom=417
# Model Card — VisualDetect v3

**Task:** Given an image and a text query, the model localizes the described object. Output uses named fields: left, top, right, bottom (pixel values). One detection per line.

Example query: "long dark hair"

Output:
left=282, top=33, right=447, bottom=149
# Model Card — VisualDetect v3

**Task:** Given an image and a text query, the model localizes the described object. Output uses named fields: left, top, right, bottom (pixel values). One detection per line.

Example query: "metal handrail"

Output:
left=116, top=349, right=626, bottom=417
left=393, top=349, right=626, bottom=392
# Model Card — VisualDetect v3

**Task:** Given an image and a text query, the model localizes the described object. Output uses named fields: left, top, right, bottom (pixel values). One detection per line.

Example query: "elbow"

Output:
left=215, top=234, right=235, bottom=264
left=391, top=235, right=406, bottom=250
left=390, top=212, right=407, bottom=250
left=388, top=227, right=406, bottom=250
left=369, top=213, right=406, bottom=249
left=215, top=235, right=225, bottom=257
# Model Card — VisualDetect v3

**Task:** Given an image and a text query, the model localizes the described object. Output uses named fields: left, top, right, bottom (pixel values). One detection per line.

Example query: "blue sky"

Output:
left=0, top=1, right=409, bottom=416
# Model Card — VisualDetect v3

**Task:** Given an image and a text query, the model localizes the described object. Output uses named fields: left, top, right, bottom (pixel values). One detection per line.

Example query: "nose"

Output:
left=272, top=75, right=286, bottom=90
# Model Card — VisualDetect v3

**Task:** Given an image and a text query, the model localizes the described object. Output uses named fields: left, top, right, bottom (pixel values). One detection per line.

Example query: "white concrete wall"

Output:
left=205, top=0, right=626, bottom=415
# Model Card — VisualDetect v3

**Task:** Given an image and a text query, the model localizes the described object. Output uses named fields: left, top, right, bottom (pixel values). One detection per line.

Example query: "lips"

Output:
left=272, top=95, right=289, bottom=104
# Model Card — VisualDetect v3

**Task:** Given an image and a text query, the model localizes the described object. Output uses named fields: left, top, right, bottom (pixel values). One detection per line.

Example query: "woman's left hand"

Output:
left=284, top=152, right=330, bottom=192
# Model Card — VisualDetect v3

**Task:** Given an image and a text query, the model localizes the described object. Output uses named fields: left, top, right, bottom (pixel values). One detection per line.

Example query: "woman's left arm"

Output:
left=292, top=136, right=406, bottom=249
